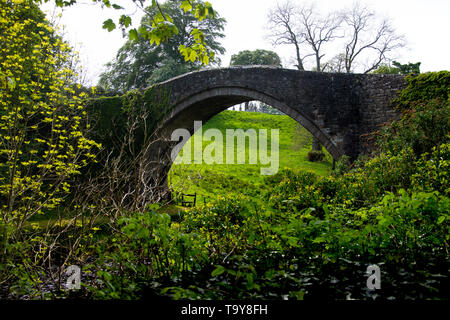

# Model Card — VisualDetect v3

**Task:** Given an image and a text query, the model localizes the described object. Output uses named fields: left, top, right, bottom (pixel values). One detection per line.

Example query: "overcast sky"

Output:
left=41, top=0, right=450, bottom=86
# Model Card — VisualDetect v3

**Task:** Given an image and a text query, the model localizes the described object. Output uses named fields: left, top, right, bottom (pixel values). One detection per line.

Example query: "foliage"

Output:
left=0, top=0, right=100, bottom=297
left=87, top=155, right=450, bottom=299
left=0, top=0, right=98, bottom=239
left=377, top=72, right=450, bottom=157
left=371, top=63, right=399, bottom=75
left=230, top=50, right=282, bottom=67
left=393, top=61, right=421, bottom=74
left=98, top=0, right=226, bottom=93
left=36, top=0, right=219, bottom=65
left=373, top=61, right=421, bottom=75
left=307, top=150, right=325, bottom=162
left=2, top=3, right=448, bottom=299
left=85, top=207, right=201, bottom=299
left=393, top=71, right=450, bottom=110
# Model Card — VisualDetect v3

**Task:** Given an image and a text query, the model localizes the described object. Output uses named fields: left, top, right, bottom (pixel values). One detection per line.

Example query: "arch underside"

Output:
left=161, top=87, right=343, bottom=162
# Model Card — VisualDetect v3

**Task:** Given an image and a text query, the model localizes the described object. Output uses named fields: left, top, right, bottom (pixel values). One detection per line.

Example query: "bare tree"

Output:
left=266, top=1, right=306, bottom=70
left=296, top=5, right=343, bottom=153
left=323, top=53, right=346, bottom=73
left=341, top=3, right=405, bottom=73
left=267, top=2, right=345, bottom=153
left=298, top=5, right=343, bottom=72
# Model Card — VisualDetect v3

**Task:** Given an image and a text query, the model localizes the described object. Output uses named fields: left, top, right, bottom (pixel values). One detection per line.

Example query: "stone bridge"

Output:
left=89, top=66, right=406, bottom=202
left=153, top=66, right=405, bottom=160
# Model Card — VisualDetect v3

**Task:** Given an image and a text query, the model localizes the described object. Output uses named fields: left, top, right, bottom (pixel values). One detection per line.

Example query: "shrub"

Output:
left=0, top=1, right=100, bottom=297
left=307, top=150, right=325, bottom=162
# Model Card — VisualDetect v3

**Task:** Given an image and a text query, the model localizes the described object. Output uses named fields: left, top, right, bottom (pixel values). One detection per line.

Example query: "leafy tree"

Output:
left=372, top=61, right=421, bottom=75
left=35, top=0, right=219, bottom=65
left=392, top=61, right=421, bottom=74
left=371, top=63, right=401, bottom=74
left=229, top=49, right=282, bottom=112
left=322, top=53, right=346, bottom=73
left=98, top=0, right=225, bottom=93
left=230, top=49, right=282, bottom=67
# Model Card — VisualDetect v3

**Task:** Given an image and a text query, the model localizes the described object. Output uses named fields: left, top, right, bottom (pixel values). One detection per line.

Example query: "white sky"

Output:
left=41, top=0, right=450, bottom=86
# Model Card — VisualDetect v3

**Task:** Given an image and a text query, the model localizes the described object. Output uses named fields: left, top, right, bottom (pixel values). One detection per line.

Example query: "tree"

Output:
left=372, top=61, right=421, bottom=75
left=98, top=0, right=226, bottom=93
left=341, top=3, right=406, bottom=74
left=229, top=49, right=282, bottom=111
left=230, top=49, right=282, bottom=67
left=296, top=4, right=342, bottom=153
left=266, top=1, right=306, bottom=70
left=35, top=0, right=218, bottom=65
left=268, top=1, right=340, bottom=153
left=392, top=61, right=421, bottom=74
left=297, top=4, right=343, bottom=72
left=371, top=63, right=400, bottom=75
left=322, top=53, right=346, bottom=73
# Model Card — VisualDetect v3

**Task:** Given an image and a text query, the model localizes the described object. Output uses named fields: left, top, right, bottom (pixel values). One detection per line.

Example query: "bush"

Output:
left=0, top=1, right=100, bottom=297
left=307, top=150, right=325, bottom=162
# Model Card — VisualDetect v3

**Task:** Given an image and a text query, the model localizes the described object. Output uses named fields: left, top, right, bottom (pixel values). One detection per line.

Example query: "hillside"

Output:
left=168, top=110, right=332, bottom=205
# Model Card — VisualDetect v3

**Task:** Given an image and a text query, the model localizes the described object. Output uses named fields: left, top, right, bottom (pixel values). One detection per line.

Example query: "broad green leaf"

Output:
left=189, top=50, right=197, bottom=62
left=102, top=19, right=116, bottom=32
left=180, top=1, right=192, bottom=12
left=119, top=15, right=132, bottom=28
left=128, top=29, right=139, bottom=41
left=211, top=265, right=225, bottom=277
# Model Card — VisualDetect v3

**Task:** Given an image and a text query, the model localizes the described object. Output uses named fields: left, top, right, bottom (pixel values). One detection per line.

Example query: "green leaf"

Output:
left=180, top=1, right=193, bottom=12
left=313, top=236, right=326, bottom=243
left=128, top=29, right=139, bottom=41
left=119, top=15, right=132, bottom=28
left=211, top=265, right=225, bottom=277
left=102, top=0, right=111, bottom=8
left=189, top=50, right=197, bottom=63
left=149, top=33, right=161, bottom=46
left=102, top=19, right=116, bottom=32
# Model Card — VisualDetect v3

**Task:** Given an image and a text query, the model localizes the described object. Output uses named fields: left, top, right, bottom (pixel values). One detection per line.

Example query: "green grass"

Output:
left=168, top=110, right=332, bottom=206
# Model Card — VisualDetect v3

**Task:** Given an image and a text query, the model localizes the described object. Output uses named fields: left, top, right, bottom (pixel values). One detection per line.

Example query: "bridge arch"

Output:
left=161, top=85, right=343, bottom=161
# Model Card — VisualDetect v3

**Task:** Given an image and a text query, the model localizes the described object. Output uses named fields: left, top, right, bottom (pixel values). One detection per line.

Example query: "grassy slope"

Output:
left=168, top=110, right=332, bottom=207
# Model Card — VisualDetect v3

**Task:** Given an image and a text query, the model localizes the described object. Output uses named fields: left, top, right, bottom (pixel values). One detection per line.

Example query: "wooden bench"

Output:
left=181, top=193, right=196, bottom=207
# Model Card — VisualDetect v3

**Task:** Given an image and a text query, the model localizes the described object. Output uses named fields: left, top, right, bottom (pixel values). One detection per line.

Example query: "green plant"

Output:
left=307, top=150, right=325, bottom=162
